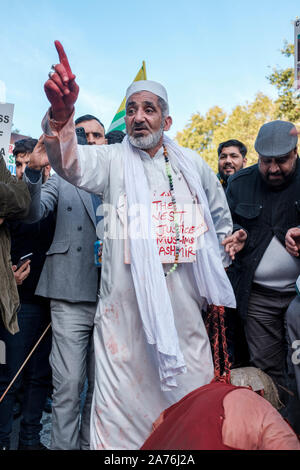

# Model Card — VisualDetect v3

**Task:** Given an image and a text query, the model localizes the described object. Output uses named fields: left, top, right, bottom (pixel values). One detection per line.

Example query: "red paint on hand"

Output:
left=44, top=40, right=79, bottom=121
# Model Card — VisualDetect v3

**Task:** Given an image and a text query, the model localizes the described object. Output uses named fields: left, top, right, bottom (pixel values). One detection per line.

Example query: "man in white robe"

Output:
left=37, top=41, right=236, bottom=450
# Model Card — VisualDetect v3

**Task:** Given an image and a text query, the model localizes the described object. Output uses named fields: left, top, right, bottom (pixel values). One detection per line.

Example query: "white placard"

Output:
left=123, top=176, right=208, bottom=264
left=151, top=189, right=207, bottom=263
left=0, top=102, right=14, bottom=165
left=294, top=19, right=300, bottom=91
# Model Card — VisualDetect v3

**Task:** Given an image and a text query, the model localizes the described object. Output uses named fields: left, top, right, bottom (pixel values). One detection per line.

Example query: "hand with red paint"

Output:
left=44, top=41, right=79, bottom=122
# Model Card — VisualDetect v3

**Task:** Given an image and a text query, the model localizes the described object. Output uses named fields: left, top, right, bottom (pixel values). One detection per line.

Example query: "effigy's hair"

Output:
left=204, top=305, right=230, bottom=382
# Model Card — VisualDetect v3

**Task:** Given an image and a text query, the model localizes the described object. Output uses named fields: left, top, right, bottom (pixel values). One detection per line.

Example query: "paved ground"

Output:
left=10, top=380, right=88, bottom=450
left=11, top=411, right=52, bottom=450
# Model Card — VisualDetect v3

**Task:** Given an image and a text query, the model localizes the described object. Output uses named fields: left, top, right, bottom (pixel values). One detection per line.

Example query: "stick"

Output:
left=0, top=322, right=51, bottom=403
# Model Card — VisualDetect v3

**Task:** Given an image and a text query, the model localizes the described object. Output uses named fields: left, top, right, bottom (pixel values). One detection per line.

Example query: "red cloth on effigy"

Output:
left=141, top=382, right=239, bottom=450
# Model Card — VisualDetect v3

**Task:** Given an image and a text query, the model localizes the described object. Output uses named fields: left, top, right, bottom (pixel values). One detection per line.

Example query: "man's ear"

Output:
left=164, top=116, right=172, bottom=132
left=104, top=138, right=108, bottom=145
left=242, top=157, right=247, bottom=168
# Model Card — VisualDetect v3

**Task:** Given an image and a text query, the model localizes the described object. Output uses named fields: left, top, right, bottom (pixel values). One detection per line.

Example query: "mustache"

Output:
left=223, top=164, right=234, bottom=169
left=132, top=124, right=148, bottom=131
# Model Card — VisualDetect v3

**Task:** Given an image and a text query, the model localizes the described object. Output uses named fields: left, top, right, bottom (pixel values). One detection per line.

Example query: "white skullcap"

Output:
left=125, top=80, right=168, bottom=104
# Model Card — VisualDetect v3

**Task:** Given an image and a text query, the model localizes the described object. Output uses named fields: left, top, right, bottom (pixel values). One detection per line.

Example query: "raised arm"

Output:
left=43, top=41, right=112, bottom=194
left=23, top=169, right=60, bottom=224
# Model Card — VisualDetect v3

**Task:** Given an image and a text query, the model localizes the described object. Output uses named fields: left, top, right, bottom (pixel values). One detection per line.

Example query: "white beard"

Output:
left=128, top=125, right=164, bottom=150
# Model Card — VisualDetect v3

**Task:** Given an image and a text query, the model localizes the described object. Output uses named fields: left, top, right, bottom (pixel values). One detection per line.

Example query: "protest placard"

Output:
left=0, top=102, right=14, bottom=167
left=151, top=189, right=207, bottom=263
left=123, top=177, right=208, bottom=265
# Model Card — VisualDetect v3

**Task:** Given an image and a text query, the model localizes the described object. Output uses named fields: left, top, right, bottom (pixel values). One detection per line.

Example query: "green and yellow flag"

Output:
left=107, top=61, right=147, bottom=133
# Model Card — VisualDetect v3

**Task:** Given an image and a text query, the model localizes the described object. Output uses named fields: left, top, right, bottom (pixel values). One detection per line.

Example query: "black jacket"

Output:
left=8, top=212, right=55, bottom=304
left=226, top=159, right=300, bottom=319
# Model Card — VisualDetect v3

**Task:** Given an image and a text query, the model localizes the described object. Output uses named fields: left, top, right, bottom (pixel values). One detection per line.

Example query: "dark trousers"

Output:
left=285, top=296, right=300, bottom=433
left=225, top=307, right=249, bottom=368
left=245, top=284, right=295, bottom=398
left=286, top=295, right=300, bottom=399
left=0, top=302, right=52, bottom=447
left=244, top=283, right=300, bottom=433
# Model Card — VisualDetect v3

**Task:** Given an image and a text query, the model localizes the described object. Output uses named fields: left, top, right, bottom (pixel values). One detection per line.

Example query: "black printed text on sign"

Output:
left=0, top=103, right=14, bottom=163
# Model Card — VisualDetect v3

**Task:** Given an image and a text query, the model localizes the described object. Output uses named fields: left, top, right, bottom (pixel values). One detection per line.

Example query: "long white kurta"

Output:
left=43, top=112, right=233, bottom=450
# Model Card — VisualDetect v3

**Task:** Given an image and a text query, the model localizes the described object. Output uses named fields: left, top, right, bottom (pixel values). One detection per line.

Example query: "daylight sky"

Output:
left=0, top=0, right=299, bottom=139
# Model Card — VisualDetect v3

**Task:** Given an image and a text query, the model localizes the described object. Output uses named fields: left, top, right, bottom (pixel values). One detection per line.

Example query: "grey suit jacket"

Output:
left=23, top=169, right=100, bottom=303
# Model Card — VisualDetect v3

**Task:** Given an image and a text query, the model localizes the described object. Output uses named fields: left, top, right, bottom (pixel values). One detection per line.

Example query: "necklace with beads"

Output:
left=163, top=145, right=181, bottom=277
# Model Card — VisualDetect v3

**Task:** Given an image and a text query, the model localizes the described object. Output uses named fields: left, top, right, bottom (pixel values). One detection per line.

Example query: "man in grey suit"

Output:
left=22, top=115, right=106, bottom=450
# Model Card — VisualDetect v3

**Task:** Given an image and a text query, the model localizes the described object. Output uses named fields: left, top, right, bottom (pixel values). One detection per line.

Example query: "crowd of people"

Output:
left=0, top=40, right=300, bottom=451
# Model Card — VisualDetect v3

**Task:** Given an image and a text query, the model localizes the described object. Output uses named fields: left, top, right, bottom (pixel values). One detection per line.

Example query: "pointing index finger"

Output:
left=54, top=40, right=74, bottom=79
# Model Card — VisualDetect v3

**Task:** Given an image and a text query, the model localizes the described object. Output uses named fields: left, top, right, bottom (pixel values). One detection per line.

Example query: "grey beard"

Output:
left=128, top=126, right=164, bottom=150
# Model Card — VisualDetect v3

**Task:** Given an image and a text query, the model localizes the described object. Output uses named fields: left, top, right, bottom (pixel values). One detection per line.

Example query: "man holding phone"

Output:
left=0, top=138, right=55, bottom=451
left=0, top=153, right=30, bottom=338
left=12, top=256, right=31, bottom=286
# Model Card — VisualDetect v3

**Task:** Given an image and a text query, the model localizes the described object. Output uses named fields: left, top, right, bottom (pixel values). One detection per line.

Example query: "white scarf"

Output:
left=123, top=135, right=236, bottom=391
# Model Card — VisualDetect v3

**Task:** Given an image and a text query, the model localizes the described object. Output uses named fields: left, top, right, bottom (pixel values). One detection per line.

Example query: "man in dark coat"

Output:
left=0, top=138, right=54, bottom=451
left=0, top=155, right=30, bottom=336
left=222, top=120, right=300, bottom=432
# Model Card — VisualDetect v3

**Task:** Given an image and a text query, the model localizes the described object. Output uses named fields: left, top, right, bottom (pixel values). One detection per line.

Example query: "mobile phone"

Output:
left=75, top=127, right=88, bottom=145
left=16, top=253, right=33, bottom=269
